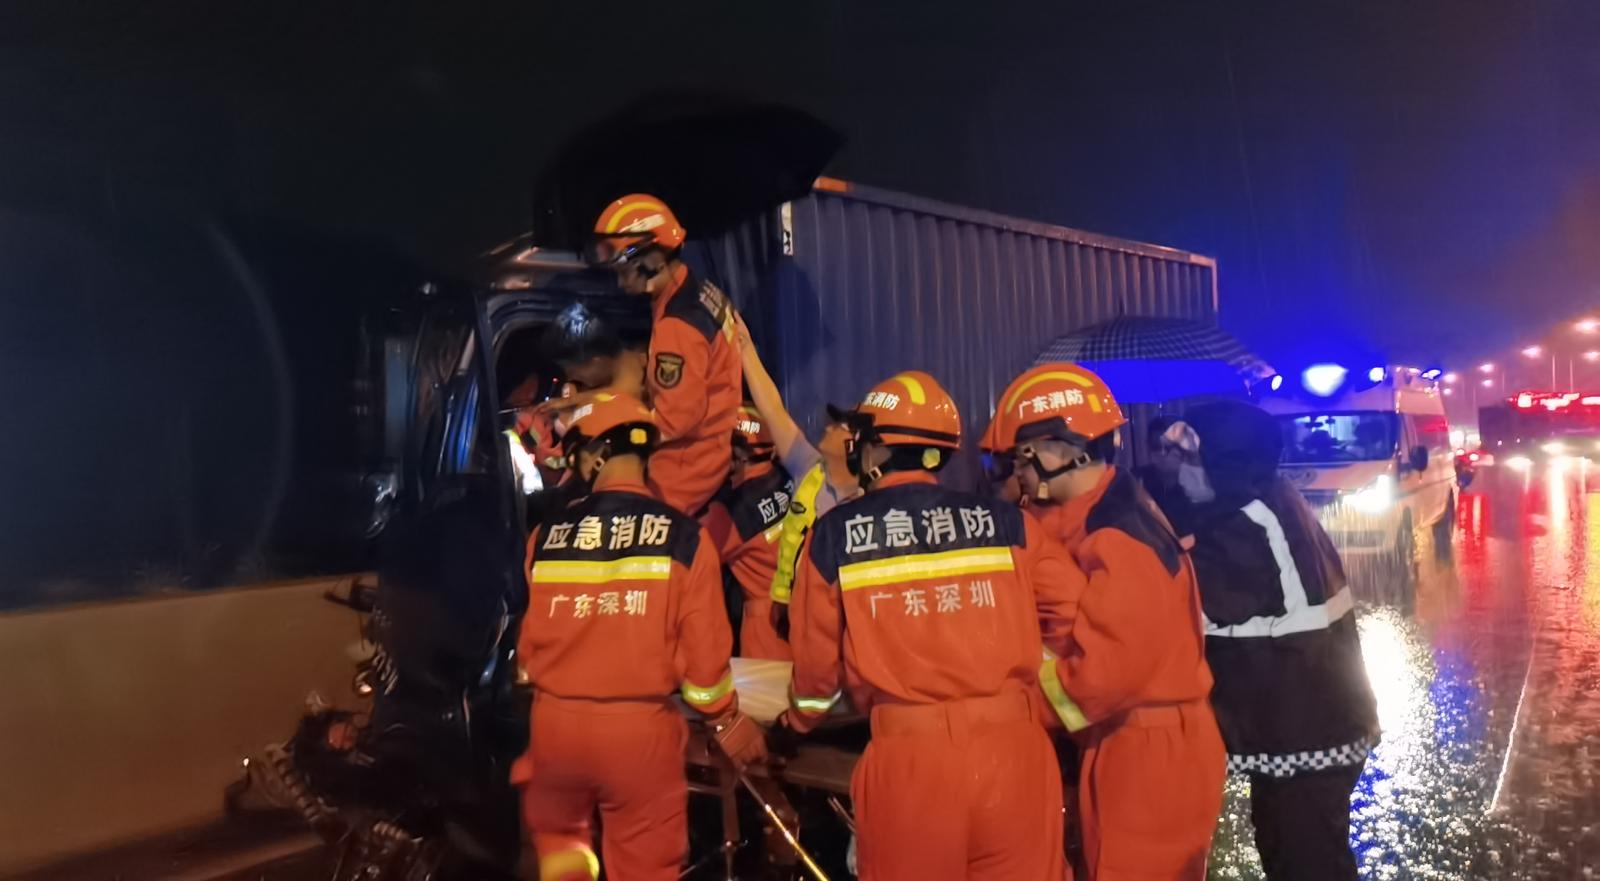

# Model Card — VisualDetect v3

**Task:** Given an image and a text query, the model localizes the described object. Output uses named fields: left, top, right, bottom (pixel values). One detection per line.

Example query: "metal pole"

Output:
left=1552, top=354, right=1558, bottom=389
left=738, top=773, right=832, bottom=881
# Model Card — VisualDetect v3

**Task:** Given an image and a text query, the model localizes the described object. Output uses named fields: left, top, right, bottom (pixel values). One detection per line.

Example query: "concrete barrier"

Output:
left=0, top=575, right=370, bottom=875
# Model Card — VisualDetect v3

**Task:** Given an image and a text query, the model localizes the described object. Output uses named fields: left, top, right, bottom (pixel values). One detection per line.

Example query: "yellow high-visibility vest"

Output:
left=769, top=462, right=829, bottom=604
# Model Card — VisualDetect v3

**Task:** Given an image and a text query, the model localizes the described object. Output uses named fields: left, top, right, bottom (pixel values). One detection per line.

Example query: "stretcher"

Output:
left=682, top=659, right=864, bottom=879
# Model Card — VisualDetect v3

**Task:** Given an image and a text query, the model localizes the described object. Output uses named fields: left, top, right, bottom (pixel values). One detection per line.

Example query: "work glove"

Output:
left=766, top=710, right=803, bottom=760
left=768, top=601, right=791, bottom=640
left=709, top=708, right=768, bottom=772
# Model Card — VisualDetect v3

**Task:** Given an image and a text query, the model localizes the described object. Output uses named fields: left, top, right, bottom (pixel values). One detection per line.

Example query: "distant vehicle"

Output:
left=1478, top=391, right=1600, bottom=473
left=1454, top=447, right=1480, bottom=488
left=1260, top=364, right=1457, bottom=593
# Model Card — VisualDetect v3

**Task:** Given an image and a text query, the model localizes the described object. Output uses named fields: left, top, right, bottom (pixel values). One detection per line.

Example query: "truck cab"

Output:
left=1260, top=365, right=1457, bottom=587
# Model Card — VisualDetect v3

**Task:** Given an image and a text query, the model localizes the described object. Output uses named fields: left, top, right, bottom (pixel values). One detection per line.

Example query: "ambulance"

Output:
left=1259, top=364, right=1457, bottom=587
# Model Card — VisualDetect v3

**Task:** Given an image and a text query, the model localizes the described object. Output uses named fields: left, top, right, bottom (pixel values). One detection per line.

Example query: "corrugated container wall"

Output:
left=687, top=183, right=1218, bottom=490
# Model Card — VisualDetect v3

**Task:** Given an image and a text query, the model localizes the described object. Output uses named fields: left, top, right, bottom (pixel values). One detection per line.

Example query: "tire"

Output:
left=1433, top=494, right=1456, bottom=561
left=1395, top=516, right=1418, bottom=613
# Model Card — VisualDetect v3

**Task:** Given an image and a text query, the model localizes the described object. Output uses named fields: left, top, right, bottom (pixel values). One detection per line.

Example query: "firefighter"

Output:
left=779, top=370, right=1080, bottom=881
left=730, top=313, right=861, bottom=631
left=590, top=194, right=742, bottom=516
left=515, top=392, right=766, bottom=881
left=701, top=405, right=796, bottom=660
left=983, top=363, right=1226, bottom=881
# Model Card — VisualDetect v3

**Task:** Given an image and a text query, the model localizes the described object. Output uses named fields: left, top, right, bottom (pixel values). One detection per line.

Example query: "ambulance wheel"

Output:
left=1395, top=516, right=1418, bottom=613
left=1433, top=495, right=1456, bottom=561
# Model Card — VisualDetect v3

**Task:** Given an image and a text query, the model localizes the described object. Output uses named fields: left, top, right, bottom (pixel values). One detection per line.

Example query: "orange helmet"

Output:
left=839, top=371, right=960, bottom=485
left=590, top=194, right=687, bottom=266
left=984, top=363, right=1125, bottom=453
left=561, top=392, right=659, bottom=455
left=732, top=404, right=775, bottom=456
left=853, top=371, right=961, bottom=449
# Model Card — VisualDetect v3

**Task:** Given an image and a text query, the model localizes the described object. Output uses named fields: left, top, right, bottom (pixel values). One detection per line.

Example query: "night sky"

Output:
left=6, top=0, right=1597, bottom=364
left=3, top=1, right=1599, bottom=593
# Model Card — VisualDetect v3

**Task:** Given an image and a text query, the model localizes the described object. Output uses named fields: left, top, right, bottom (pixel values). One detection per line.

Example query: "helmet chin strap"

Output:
left=575, top=446, right=610, bottom=490
left=1023, top=447, right=1092, bottom=501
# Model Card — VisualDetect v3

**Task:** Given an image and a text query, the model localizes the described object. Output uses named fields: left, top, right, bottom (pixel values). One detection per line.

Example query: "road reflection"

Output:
left=1209, top=465, right=1600, bottom=879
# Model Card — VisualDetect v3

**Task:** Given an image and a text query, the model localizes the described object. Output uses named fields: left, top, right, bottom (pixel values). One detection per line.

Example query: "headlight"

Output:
left=1343, top=474, right=1394, bottom=513
left=1506, top=455, right=1533, bottom=472
left=1541, top=441, right=1568, bottom=455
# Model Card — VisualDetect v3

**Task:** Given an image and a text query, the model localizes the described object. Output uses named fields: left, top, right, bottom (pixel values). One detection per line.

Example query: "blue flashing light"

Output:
left=1367, top=366, right=1386, bottom=383
left=1303, top=363, right=1348, bottom=397
left=1421, top=368, right=1443, bottom=381
left=1269, top=374, right=1285, bottom=391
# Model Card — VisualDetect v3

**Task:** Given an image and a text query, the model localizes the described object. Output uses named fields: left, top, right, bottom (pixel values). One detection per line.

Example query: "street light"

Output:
left=1478, top=362, right=1495, bottom=373
left=1481, top=378, right=1495, bottom=388
left=1577, top=318, right=1600, bottom=334
left=1443, top=372, right=1459, bottom=384
left=1522, top=345, right=1544, bottom=358
left=1587, top=351, right=1600, bottom=362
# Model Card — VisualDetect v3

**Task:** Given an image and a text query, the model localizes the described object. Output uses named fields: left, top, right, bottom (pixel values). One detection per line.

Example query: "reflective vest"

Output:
left=769, top=462, right=829, bottom=604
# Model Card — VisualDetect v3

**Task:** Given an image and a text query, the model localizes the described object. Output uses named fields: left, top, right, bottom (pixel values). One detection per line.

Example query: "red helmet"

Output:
left=984, top=363, right=1125, bottom=453
left=562, top=392, right=658, bottom=454
left=590, top=194, right=687, bottom=266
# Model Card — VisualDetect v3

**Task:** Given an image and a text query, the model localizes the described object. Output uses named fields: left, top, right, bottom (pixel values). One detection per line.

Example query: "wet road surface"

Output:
left=1213, top=463, right=1600, bottom=880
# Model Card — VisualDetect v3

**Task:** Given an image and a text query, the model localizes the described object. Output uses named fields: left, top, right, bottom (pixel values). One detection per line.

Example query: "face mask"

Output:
left=1177, top=462, right=1215, bottom=504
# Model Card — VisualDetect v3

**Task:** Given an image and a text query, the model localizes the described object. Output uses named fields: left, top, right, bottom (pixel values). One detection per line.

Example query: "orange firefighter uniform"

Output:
left=592, top=195, right=742, bottom=515
left=702, top=406, right=795, bottom=660
left=784, top=371, right=1080, bottom=881
left=986, top=364, right=1226, bottom=881
left=515, top=394, right=759, bottom=881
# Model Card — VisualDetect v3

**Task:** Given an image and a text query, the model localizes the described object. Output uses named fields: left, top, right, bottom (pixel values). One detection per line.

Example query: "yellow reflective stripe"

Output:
left=891, top=373, right=927, bottom=404
left=539, top=844, right=600, bottom=881
left=1003, top=369, right=1096, bottom=411
left=681, top=670, right=735, bottom=708
left=602, top=199, right=666, bottom=233
left=838, top=547, right=1014, bottom=591
left=762, top=523, right=784, bottom=543
left=792, top=691, right=841, bottom=714
left=530, top=557, right=672, bottom=584
left=1038, top=660, right=1090, bottom=732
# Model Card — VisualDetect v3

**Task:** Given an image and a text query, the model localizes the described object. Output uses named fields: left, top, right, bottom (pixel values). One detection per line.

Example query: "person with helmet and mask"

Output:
left=728, top=314, right=861, bottom=634
left=700, top=404, right=796, bottom=660
left=587, top=194, right=742, bottom=516
left=1164, top=401, right=1378, bottom=881
left=779, top=370, right=1079, bottom=881
left=984, top=363, right=1226, bottom=881
left=514, top=393, right=766, bottom=881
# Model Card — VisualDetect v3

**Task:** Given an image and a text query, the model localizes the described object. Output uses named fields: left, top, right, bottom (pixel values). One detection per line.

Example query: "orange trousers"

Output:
left=740, top=599, right=792, bottom=661
left=1076, top=700, right=1226, bottom=880
left=853, top=691, right=1067, bottom=881
left=521, top=695, right=688, bottom=881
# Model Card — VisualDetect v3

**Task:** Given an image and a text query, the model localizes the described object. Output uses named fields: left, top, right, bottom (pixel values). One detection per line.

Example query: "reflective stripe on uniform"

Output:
left=792, top=689, right=842, bottom=715
left=770, top=462, right=828, bottom=604
left=681, top=670, right=735, bottom=708
left=1038, top=659, right=1090, bottom=732
left=530, top=557, right=672, bottom=584
left=1204, top=500, right=1356, bottom=639
left=539, top=844, right=600, bottom=881
left=837, top=547, right=1014, bottom=591
left=762, top=523, right=784, bottom=543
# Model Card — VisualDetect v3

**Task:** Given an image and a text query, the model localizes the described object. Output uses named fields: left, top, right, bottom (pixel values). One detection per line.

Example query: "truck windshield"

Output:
left=1277, top=411, right=1398, bottom=463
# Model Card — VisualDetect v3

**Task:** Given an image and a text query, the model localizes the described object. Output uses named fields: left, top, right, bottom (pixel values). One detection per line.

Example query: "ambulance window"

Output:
left=1278, top=412, right=1399, bottom=463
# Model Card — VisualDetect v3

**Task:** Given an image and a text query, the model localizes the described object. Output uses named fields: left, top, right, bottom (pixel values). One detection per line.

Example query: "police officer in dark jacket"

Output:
left=1168, top=400, right=1380, bottom=881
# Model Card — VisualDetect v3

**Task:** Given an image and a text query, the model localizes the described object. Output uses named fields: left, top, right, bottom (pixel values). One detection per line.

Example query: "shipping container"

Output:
left=688, top=180, right=1220, bottom=487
